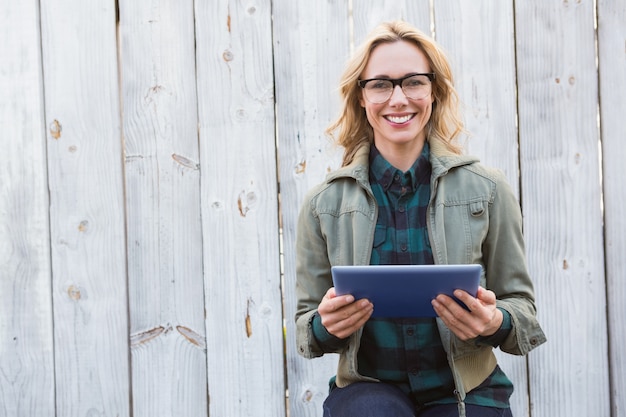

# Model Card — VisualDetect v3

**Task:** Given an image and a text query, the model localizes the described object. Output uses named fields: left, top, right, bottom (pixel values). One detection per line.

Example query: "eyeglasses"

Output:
left=358, top=73, right=435, bottom=103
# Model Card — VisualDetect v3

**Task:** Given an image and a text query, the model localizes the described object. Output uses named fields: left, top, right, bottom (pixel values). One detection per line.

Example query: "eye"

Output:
left=403, top=76, right=428, bottom=88
left=367, top=80, right=392, bottom=90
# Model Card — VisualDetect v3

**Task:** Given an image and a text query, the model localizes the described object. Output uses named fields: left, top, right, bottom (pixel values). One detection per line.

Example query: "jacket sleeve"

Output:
left=484, top=173, right=547, bottom=355
left=294, top=188, right=337, bottom=358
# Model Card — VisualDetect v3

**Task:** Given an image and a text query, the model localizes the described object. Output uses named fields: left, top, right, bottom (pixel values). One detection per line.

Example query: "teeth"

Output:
left=386, top=114, right=412, bottom=124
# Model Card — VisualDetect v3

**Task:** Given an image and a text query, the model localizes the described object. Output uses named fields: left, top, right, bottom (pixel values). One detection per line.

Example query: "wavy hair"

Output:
left=326, top=20, right=465, bottom=166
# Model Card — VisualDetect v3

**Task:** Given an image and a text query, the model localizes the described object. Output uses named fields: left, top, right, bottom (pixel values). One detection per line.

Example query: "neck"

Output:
left=374, top=137, right=425, bottom=172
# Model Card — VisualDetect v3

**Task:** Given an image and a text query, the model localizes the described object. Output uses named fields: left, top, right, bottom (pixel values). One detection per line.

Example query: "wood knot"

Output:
left=67, top=285, right=82, bottom=301
left=50, top=120, right=62, bottom=139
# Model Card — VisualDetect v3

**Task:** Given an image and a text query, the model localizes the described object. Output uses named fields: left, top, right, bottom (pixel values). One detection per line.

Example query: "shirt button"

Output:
left=406, top=328, right=414, bottom=336
left=409, top=367, right=419, bottom=375
left=399, top=206, right=406, bottom=213
left=401, top=244, right=407, bottom=252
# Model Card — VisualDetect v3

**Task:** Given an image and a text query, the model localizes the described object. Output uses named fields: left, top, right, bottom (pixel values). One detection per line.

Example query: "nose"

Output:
left=388, top=85, right=408, bottom=105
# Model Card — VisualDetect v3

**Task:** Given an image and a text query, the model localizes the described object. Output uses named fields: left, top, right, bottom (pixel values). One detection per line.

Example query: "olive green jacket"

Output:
left=295, top=141, right=546, bottom=408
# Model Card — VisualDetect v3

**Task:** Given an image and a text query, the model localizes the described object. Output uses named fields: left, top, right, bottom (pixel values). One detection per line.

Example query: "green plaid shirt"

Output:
left=362, top=143, right=512, bottom=409
left=312, top=143, right=513, bottom=409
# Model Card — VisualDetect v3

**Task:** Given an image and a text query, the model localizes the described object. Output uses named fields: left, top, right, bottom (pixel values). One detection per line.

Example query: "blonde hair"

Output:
left=326, top=20, right=465, bottom=166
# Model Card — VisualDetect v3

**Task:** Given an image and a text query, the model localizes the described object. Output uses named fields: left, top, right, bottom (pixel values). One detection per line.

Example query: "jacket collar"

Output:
left=325, top=141, right=480, bottom=185
left=430, top=152, right=480, bottom=179
left=325, top=143, right=371, bottom=185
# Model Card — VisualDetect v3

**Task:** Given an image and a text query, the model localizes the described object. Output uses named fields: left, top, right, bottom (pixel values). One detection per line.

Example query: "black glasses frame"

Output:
left=357, top=72, right=436, bottom=89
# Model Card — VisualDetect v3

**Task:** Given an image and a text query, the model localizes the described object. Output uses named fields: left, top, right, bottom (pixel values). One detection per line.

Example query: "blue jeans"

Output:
left=322, top=382, right=513, bottom=417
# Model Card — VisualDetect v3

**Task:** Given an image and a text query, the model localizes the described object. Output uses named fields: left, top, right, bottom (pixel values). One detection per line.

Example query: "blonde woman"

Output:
left=295, top=20, right=546, bottom=417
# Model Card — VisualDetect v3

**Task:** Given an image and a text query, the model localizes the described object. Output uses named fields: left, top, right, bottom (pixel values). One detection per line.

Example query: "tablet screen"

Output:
left=331, top=264, right=482, bottom=318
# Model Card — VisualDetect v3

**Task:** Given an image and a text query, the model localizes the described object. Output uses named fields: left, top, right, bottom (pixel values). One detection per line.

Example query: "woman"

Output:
left=295, top=20, right=546, bottom=417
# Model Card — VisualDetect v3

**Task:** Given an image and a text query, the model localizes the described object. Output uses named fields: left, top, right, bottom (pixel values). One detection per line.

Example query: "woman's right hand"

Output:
left=317, top=287, right=374, bottom=339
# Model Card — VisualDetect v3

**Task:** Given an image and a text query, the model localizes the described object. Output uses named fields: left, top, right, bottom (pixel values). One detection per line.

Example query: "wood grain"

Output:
left=598, top=0, right=626, bottom=415
left=0, top=1, right=55, bottom=416
left=515, top=1, right=609, bottom=416
left=118, top=0, right=208, bottom=415
left=0, top=1, right=623, bottom=416
left=195, top=1, right=285, bottom=415
left=40, top=0, right=131, bottom=415
left=273, top=1, right=350, bottom=415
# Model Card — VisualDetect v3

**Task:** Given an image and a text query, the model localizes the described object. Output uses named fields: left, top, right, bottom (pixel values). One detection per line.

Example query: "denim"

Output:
left=322, top=382, right=514, bottom=417
left=322, top=382, right=415, bottom=417
left=418, top=403, right=513, bottom=417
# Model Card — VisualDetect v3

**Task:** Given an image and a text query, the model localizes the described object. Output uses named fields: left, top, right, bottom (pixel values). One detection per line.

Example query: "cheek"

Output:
left=428, top=95, right=435, bottom=113
left=420, top=98, right=434, bottom=118
left=364, top=107, right=374, bottom=126
left=363, top=105, right=380, bottom=127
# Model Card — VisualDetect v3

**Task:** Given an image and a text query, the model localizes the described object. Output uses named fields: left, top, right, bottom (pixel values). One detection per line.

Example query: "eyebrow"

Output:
left=365, top=72, right=426, bottom=79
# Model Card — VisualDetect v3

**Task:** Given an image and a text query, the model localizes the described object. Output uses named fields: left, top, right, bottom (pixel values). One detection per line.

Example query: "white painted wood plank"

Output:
left=118, top=1, right=207, bottom=416
left=433, top=2, right=528, bottom=415
left=0, top=2, right=55, bottom=416
left=435, top=1, right=521, bottom=195
left=597, top=0, right=626, bottom=415
left=39, top=1, right=131, bottom=415
left=273, top=2, right=351, bottom=416
left=352, top=0, right=431, bottom=44
left=515, top=1, right=609, bottom=416
left=195, top=1, right=285, bottom=416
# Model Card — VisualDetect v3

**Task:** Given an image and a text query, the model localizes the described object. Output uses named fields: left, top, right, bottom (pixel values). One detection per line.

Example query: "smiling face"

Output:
left=360, top=40, right=434, bottom=165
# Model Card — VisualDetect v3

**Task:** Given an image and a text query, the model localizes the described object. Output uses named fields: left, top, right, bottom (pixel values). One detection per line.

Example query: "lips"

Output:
left=385, top=114, right=415, bottom=124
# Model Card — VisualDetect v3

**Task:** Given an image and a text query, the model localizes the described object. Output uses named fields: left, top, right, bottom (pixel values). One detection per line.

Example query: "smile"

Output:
left=385, top=114, right=415, bottom=124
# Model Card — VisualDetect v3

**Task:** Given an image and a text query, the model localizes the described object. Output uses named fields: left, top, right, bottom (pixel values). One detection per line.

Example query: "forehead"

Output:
left=363, top=40, right=431, bottom=78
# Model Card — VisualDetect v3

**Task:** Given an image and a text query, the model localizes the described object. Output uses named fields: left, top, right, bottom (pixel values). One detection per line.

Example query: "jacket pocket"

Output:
left=442, top=198, right=490, bottom=264
left=469, top=200, right=486, bottom=217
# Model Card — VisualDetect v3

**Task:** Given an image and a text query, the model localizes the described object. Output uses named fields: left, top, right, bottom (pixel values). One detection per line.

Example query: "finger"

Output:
left=431, top=296, right=463, bottom=324
left=476, top=287, right=497, bottom=305
left=432, top=296, right=479, bottom=340
left=452, top=290, right=483, bottom=313
left=434, top=307, right=474, bottom=340
left=325, top=301, right=373, bottom=338
left=334, top=298, right=372, bottom=321
left=454, top=289, right=498, bottom=330
left=320, top=296, right=370, bottom=323
left=321, top=290, right=355, bottom=313
left=337, top=301, right=373, bottom=326
left=436, top=293, right=474, bottom=316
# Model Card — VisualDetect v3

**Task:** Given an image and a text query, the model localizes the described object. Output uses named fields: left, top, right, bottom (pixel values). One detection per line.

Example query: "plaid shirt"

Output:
left=360, top=143, right=513, bottom=409
left=312, top=143, right=513, bottom=409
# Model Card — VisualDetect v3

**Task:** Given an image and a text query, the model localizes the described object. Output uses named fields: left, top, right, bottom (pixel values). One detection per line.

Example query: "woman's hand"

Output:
left=431, top=286, right=503, bottom=341
left=317, top=287, right=374, bottom=339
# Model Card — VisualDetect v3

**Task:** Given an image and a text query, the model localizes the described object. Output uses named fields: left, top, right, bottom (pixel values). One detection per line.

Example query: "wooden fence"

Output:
left=1, top=0, right=624, bottom=416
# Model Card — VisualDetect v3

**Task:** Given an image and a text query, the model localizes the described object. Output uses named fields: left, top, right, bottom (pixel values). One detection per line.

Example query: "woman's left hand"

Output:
left=431, top=286, right=503, bottom=341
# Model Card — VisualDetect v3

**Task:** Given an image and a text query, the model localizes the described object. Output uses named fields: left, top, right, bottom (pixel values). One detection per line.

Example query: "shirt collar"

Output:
left=369, top=142, right=431, bottom=192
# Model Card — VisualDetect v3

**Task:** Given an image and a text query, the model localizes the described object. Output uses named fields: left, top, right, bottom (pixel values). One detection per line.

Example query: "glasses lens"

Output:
left=401, top=75, right=432, bottom=100
left=362, top=79, right=394, bottom=103
left=362, top=75, right=433, bottom=103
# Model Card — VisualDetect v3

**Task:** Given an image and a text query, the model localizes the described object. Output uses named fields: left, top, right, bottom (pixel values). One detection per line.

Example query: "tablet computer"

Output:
left=331, top=264, right=482, bottom=318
